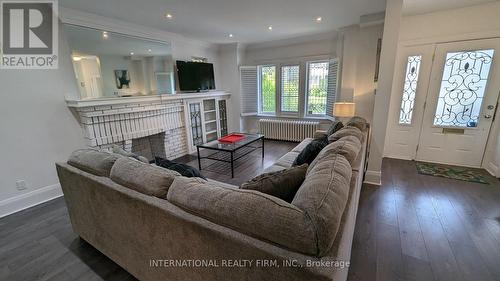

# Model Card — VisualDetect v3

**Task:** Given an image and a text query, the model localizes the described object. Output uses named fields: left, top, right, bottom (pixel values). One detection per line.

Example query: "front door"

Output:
left=416, top=39, right=500, bottom=167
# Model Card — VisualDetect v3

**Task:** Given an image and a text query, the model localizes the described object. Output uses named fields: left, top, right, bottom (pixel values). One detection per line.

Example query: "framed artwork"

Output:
left=114, top=70, right=130, bottom=89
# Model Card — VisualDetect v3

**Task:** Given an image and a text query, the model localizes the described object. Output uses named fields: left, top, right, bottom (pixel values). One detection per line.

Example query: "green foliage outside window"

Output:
left=261, top=66, right=276, bottom=113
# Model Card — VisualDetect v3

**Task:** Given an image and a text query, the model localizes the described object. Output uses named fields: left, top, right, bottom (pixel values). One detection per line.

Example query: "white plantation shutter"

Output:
left=326, top=58, right=339, bottom=117
left=240, top=66, right=258, bottom=116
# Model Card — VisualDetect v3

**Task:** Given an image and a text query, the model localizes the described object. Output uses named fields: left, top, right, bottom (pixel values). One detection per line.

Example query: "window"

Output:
left=399, top=55, right=422, bottom=125
left=433, top=49, right=494, bottom=128
left=306, top=61, right=329, bottom=115
left=280, top=65, right=300, bottom=113
left=259, top=65, right=276, bottom=114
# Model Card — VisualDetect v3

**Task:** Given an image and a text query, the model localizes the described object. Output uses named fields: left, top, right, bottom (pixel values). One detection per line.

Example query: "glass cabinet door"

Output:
left=218, top=100, right=228, bottom=137
left=189, top=102, right=203, bottom=146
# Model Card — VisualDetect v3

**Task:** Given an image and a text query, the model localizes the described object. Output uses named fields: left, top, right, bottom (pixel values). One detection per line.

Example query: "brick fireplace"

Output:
left=67, top=96, right=189, bottom=161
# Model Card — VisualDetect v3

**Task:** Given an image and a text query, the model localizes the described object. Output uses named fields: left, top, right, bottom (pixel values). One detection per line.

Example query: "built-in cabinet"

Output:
left=186, top=96, right=230, bottom=153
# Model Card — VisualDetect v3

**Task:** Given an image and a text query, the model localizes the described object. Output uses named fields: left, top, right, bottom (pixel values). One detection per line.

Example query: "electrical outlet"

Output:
left=16, top=180, right=27, bottom=191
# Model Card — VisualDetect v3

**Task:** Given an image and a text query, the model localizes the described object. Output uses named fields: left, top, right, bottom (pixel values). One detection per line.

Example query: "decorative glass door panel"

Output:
left=399, top=55, right=423, bottom=125
left=433, top=49, right=495, bottom=128
left=218, top=100, right=228, bottom=137
left=189, top=103, right=203, bottom=146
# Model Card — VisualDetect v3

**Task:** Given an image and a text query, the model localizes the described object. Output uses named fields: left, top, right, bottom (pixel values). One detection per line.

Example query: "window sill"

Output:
left=241, top=114, right=333, bottom=121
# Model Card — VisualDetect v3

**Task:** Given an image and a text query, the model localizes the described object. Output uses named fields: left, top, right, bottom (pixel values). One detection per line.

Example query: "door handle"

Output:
left=484, top=114, right=492, bottom=119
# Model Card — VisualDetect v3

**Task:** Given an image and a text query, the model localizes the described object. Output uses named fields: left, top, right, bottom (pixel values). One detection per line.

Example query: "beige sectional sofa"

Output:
left=56, top=123, right=369, bottom=281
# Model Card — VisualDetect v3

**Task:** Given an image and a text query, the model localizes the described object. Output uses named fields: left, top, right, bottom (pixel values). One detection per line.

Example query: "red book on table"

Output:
left=218, top=133, right=246, bottom=143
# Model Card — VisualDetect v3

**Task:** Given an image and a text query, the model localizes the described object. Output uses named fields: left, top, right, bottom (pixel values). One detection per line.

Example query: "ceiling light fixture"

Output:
left=130, top=52, right=134, bottom=55
left=316, top=17, right=322, bottom=22
left=72, top=56, right=82, bottom=61
left=102, top=31, right=109, bottom=39
left=268, top=26, right=273, bottom=31
left=165, top=13, right=173, bottom=19
left=148, top=49, right=152, bottom=52
left=229, top=34, right=234, bottom=38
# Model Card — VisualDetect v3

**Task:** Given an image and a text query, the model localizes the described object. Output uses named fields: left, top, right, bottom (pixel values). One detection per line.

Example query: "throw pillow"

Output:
left=240, top=164, right=308, bottom=203
left=111, top=145, right=149, bottom=163
left=155, top=157, right=207, bottom=180
left=293, top=135, right=329, bottom=166
left=328, top=126, right=364, bottom=143
left=345, top=116, right=368, bottom=132
left=326, top=120, right=344, bottom=136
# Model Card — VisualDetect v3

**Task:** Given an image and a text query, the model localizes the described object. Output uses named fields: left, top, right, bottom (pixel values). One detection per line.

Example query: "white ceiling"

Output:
left=403, top=0, right=499, bottom=16
left=64, top=24, right=172, bottom=57
left=59, top=0, right=386, bottom=44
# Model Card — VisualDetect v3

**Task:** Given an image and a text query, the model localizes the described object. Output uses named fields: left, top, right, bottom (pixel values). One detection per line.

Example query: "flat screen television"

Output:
left=176, top=61, right=215, bottom=92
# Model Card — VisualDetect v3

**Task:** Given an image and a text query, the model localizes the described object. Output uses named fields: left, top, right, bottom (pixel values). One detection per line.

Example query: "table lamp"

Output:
left=333, top=102, right=355, bottom=122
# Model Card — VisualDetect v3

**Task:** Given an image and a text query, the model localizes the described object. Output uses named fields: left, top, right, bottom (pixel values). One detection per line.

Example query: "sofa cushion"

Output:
left=110, top=157, right=181, bottom=198
left=68, top=149, right=121, bottom=177
left=240, top=164, right=308, bottom=203
left=328, top=126, right=364, bottom=143
left=167, top=177, right=318, bottom=255
left=346, top=116, right=368, bottom=132
left=326, top=120, right=344, bottom=136
left=293, top=135, right=329, bottom=166
left=155, top=157, right=206, bottom=179
left=311, top=136, right=361, bottom=166
left=275, top=151, right=300, bottom=168
left=292, top=154, right=352, bottom=257
left=111, top=144, right=149, bottom=163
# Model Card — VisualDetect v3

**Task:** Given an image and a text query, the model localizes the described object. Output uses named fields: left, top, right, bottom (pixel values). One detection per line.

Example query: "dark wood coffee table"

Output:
left=196, top=133, right=265, bottom=178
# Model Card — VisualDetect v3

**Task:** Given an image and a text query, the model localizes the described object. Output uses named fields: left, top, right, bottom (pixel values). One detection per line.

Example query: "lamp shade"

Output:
left=333, top=102, right=355, bottom=117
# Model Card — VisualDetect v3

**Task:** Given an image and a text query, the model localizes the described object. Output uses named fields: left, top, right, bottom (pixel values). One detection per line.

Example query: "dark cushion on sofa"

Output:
left=155, top=157, right=206, bottom=180
left=68, top=149, right=121, bottom=177
left=240, top=164, right=308, bottom=203
left=326, top=120, right=344, bottom=136
left=293, top=135, right=329, bottom=166
left=110, top=157, right=181, bottom=198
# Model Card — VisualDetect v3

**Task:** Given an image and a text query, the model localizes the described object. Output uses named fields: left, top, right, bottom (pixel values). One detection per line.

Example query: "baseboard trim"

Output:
left=364, top=170, right=382, bottom=186
left=0, top=184, right=63, bottom=218
left=485, top=161, right=499, bottom=178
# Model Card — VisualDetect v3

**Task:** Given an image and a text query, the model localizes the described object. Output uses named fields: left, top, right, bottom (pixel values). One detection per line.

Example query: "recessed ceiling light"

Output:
left=102, top=31, right=109, bottom=39
left=130, top=52, right=134, bottom=55
left=229, top=34, right=234, bottom=38
left=165, top=13, right=173, bottom=19
left=268, top=26, right=273, bottom=31
left=316, top=17, right=322, bottom=22
left=148, top=49, right=152, bottom=52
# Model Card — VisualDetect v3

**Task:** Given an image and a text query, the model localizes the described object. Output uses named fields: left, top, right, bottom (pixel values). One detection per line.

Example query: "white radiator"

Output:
left=259, top=119, right=319, bottom=142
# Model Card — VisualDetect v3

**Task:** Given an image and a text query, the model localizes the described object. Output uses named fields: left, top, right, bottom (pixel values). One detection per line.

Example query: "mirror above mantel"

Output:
left=64, top=24, right=175, bottom=100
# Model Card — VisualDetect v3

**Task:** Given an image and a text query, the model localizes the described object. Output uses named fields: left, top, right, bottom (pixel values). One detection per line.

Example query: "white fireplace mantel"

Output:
left=66, top=91, right=230, bottom=108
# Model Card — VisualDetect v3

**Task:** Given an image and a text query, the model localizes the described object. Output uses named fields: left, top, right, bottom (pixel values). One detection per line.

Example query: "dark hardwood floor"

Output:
left=0, top=142, right=499, bottom=281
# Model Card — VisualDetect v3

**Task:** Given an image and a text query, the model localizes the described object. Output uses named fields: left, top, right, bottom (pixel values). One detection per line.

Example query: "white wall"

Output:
left=365, top=0, right=403, bottom=185
left=339, top=24, right=384, bottom=122
left=0, top=23, right=86, bottom=216
left=243, top=33, right=338, bottom=65
left=217, top=43, right=244, bottom=132
left=383, top=2, right=500, bottom=177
